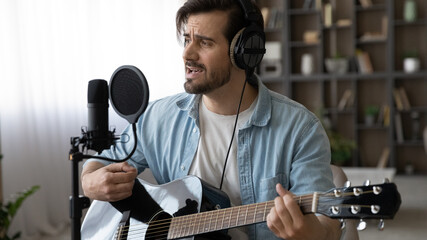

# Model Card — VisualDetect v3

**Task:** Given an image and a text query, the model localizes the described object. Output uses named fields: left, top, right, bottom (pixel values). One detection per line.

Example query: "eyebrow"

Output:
left=183, top=33, right=215, bottom=42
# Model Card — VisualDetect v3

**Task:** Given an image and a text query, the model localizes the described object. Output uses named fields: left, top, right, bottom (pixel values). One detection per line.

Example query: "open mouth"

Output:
left=185, top=62, right=205, bottom=78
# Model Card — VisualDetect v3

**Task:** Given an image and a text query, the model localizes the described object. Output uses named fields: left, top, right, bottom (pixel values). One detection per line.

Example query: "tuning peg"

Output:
left=339, top=219, right=346, bottom=230
left=383, top=178, right=390, bottom=183
left=357, top=219, right=367, bottom=231
left=344, top=181, right=351, bottom=187
left=378, top=219, right=385, bottom=231
left=373, top=186, right=382, bottom=195
left=364, top=179, right=371, bottom=186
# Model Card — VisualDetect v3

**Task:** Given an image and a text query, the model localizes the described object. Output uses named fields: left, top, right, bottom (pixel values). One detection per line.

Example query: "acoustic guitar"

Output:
left=81, top=175, right=401, bottom=240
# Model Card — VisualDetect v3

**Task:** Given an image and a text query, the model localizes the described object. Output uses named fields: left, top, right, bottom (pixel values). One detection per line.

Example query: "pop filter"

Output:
left=109, top=65, right=149, bottom=124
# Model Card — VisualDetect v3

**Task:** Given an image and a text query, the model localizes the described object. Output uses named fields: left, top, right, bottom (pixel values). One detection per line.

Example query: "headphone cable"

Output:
left=219, top=70, right=252, bottom=190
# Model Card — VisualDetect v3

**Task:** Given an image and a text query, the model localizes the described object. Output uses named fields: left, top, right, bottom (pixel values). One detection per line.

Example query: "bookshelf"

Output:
left=256, top=0, right=427, bottom=173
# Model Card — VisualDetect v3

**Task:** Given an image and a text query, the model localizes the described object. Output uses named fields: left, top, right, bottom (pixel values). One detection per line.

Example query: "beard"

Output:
left=184, top=61, right=231, bottom=94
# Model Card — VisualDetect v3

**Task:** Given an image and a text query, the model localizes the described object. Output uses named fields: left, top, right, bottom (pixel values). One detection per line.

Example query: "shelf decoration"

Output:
left=260, top=41, right=282, bottom=78
left=403, top=50, right=420, bottom=73
left=364, top=105, right=380, bottom=126
left=301, top=53, right=314, bottom=76
left=325, top=57, right=348, bottom=75
left=404, top=0, right=417, bottom=22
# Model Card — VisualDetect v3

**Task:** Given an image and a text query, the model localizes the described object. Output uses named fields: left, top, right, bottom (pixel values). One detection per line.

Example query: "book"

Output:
left=383, top=105, right=390, bottom=127
left=359, top=0, right=373, bottom=8
left=303, top=31, right=319, bottom=44
left=377, top=147, right=390, bottom=168
left=356, top=50, right=373, bottom=73
left=395, top=113, right=404, bottom=143
left=393, top=88, right=404, bottom=111
left=323, top=3, right=332, bottom=27
left=398, top=87, right=411, bottom=110
left=382, top=16, right=388, bottom=38
left=337, top=89, right=353, bottom=110
left=377, top=104, right=385, bottom=125
left=303, top=0, right=314, bottom=9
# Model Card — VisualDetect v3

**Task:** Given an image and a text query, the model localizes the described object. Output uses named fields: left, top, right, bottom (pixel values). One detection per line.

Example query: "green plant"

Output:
left=0, top=155, right=40, bottom=240
left=402, top=49, right=418, bottom=59
left=364, top=105, right=379, bottom=116
left=316, top=109, right=357, bottom=165
left=328, top=130, right=357, bottom=165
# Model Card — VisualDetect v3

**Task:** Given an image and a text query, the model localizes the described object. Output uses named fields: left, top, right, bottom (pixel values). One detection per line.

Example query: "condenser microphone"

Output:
left=86, top=79, right=115, bottom=153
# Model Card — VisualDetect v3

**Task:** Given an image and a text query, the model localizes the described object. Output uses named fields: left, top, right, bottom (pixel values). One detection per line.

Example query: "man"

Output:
left=82, top=0, right=341, bottom=239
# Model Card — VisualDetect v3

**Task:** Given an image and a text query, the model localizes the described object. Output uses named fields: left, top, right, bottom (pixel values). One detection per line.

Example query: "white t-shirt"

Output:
left=189, top=97, right=256, bottom=239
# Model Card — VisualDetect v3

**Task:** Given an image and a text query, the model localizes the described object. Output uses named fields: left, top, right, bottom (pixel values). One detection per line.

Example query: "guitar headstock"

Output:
left=316, top=181, right=401, bottom=220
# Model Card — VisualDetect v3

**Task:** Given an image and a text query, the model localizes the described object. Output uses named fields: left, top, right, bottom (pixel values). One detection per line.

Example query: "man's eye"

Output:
left=184, top=38, right=190, bottom=46
left=201, top=40, right=211, bottom=47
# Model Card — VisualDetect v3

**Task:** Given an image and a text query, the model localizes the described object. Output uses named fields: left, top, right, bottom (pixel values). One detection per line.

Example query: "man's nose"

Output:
left=182, top=41, right=198, bottom=61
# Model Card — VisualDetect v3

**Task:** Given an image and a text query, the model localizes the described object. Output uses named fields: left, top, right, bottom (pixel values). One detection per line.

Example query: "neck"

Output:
left=202, top=73, right=257, bottom=115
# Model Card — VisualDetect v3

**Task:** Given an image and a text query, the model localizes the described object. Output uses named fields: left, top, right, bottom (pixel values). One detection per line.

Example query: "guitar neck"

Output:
left=167, top=194, right=316, bottom=239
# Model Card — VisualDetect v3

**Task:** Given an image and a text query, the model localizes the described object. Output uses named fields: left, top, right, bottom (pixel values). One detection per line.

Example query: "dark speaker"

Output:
left=230, top=0, right=266, bottom=71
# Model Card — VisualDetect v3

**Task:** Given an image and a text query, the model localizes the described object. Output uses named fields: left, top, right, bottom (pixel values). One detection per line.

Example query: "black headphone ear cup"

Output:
left=231, top=24, right=265, bottom=71
left=230, top=28, right=245, bottom=69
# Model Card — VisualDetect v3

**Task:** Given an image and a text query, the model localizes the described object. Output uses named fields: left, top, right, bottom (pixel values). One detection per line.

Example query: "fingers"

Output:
left=83, top=162, right=137, bottom=201
left=267, top=184, right=305, bottom=239
left=104, top=162, right=138, bottom=183
left=105, top=161, right=137, bottom=173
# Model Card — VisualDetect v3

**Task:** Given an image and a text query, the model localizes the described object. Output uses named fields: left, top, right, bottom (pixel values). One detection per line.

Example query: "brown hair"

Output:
left=176, top=0, right=263, bottom=45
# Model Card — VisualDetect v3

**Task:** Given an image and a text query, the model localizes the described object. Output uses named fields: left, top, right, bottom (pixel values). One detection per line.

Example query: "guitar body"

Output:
left=82, top=176, right=213, bottom=240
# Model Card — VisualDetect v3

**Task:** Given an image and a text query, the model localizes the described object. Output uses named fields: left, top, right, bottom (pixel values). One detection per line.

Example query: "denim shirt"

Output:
left=86, top=77, right=334, bottom=240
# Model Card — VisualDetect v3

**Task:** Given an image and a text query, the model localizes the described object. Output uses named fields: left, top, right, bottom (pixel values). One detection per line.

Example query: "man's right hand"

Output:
left=81, top=161, right=138, bottom=202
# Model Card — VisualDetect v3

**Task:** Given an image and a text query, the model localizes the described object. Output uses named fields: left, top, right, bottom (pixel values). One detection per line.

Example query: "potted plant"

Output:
left=316, top=109, right=357, bottom=166
left=364, top=105, right=379, bottom=126
left=0, top=155, right=40, bottom=240
left=325, top=53, right=348, bottom=75
left=328, top=130, right=357, bottom=166
left=403, top=50, right=420, bottom=73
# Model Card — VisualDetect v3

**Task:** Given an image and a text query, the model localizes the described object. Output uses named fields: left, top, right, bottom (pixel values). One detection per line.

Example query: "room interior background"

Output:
left=0, top=1, right=184, bottom=239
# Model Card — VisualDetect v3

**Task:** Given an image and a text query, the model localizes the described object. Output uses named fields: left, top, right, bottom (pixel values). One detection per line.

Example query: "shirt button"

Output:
left=180, top=165, right=186, bottom=171
left=193, top=128, right=197, bottom=133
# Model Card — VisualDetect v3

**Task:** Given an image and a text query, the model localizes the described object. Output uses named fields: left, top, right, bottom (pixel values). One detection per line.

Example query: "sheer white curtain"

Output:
left=0, top=0, right=184, bottom=239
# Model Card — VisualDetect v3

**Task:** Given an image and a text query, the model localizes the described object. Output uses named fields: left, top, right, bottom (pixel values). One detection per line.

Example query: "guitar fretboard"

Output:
left=167, top=195, right=315, bottom=239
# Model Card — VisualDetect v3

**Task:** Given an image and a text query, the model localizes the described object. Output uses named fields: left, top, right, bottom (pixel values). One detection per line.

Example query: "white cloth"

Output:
left=189, top=97, right=256, bottom=240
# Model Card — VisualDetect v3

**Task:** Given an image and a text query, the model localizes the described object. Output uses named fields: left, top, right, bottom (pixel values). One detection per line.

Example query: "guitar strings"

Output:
left=114, top=190, right=375, bottom=239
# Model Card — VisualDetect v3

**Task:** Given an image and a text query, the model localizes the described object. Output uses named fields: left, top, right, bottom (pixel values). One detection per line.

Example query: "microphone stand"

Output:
left=68, top=124, right=136, bottom=240
left=69, top=137, right=91, bottom=240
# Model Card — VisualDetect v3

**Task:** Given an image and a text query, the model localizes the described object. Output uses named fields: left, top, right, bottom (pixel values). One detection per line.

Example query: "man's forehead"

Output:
left=184, top=11, right=228, bottom=36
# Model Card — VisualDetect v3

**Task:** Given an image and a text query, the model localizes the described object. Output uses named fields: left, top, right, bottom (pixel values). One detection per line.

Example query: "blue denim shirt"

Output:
left=86, top=78, right=334, bottom=240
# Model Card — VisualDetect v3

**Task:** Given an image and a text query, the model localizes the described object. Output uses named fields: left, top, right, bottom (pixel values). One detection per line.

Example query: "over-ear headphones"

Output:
left=230, top=0, right=266, bottom=72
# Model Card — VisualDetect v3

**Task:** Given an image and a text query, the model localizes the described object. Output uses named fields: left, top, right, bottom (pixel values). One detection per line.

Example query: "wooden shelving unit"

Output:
left=257, top=0, right=427, bottom=173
